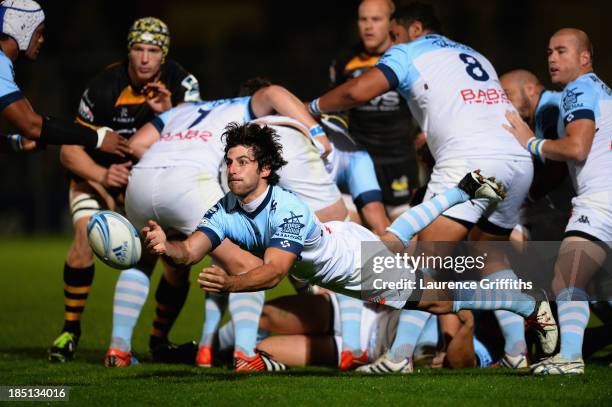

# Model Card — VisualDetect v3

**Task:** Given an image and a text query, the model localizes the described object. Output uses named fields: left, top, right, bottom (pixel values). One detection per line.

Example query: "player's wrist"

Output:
left=526, top=137, right=546, bottom=160
left=7, top=134, right=24, bottom=152
left=308, top=124, right=325, bottom=139
left=308, top=98, right=321, bottom=115
left=95, top=127, right=113, bottom=149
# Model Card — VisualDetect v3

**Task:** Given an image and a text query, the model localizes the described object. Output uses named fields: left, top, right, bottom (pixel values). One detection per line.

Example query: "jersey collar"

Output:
left=232, top=185, right=273, bottom=219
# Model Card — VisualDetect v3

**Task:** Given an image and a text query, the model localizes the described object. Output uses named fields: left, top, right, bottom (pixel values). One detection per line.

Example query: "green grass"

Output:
left=1, top=236, right=611, bottom=406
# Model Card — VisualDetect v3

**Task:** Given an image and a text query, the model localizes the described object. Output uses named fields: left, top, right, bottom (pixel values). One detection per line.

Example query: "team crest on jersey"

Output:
left=78, top=99, right=94, bottom=122
left=562, top=88, right=584, bottom=111
left=278, top=212, right=305, bottom=237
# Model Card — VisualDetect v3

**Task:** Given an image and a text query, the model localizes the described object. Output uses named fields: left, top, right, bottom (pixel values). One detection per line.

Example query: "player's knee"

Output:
left=67, top=219, right=94, bottom=267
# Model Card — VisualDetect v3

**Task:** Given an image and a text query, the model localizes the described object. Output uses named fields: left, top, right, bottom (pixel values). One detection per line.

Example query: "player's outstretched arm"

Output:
left=143, top=220, right=212, bottom=265
left=198, top=247, right=295, bottom=293
left=251, top=85, right=332, bottom=156
left=60, top=145, right=131, bottom=189
left=310, top=68, right=390, bottom=114
left=1, top=98, right=130, bottom=156
left=129, top=122, right=162, bottom=159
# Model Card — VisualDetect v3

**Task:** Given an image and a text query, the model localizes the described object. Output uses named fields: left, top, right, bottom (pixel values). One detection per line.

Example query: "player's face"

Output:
left=25, top=24, right=44, bottom=60
left=501, top=80, right=531, bottom=121
left=128, top=43, right=163, bottom=84
left=226, top=145, right=271, bottom=200
left=358, top=0, right=392, bottom=54
left=390, top=20, right=410, bottom=45
left=547, top=33, right=583, bottom=86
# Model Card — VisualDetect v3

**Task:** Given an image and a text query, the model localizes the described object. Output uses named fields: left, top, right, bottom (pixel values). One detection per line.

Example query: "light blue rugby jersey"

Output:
left=375, top=34, right=529, bottom=162
left=0, top=50, right=24, bottom=111
left=196, top=185, right=320, bottom=258
left=534, top=90, right=561, bottom=140
left=556, top=73, right=612, bottom=195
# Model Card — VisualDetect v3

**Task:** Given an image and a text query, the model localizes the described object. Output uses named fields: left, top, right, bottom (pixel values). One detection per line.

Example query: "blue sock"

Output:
left=557, top=287, right=589, bottom=360
left=218, top=322, right=234, bottom=351
left=111, top=268, right=150, bottom=352
left=337, top=294, right=363, bottom=353
left=199, top=292, right=228, bottom=347
left=388, top=310, right=431, bottom=362
left=229, top=291, right=265, bottom=357
left=387, top=187, right=469, bottom=246
left=495, top=310, right=526, bottom=356
left=452, top=283, right=535, bottom=317
left=415, top=315, right=439, bottom=351
left=488, top=269, right=526, bottom=357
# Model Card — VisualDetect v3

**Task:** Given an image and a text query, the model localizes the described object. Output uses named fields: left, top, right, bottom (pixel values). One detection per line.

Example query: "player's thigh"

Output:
left=482, top=159, right=533, bottom=232
left=260, top=294, right=332, bottom=334
left=257, top=335, right=337, bottom=367
left=552, top=235, right=608, bottom=292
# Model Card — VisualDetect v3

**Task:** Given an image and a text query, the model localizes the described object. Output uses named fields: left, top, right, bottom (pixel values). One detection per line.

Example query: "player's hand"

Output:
left=99, top=130, right=132, bottom=157
left=102, top=161, right=132, bottom=188
left=502, top=110, right=534, bottom=148
left=197, top=264, right=231, bottom=293
left=143, top=220, right=167, bottom=256
left=144, top=82, right=173, bottom=113
left=20, top=137, right=39, bottom=151
left=312, top=135, right=332, bottom=159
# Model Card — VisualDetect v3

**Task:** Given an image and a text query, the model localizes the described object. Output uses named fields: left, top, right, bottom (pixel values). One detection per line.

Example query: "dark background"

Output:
left=1, top=0, right=610, bottom=234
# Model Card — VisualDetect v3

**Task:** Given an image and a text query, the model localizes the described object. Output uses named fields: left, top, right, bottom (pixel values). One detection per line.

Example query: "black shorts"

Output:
left=373, top=160, right=419, bottom=206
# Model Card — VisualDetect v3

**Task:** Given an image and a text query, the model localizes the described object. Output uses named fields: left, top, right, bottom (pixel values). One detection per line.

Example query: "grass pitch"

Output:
left=1, top=236, right=611, bottom=406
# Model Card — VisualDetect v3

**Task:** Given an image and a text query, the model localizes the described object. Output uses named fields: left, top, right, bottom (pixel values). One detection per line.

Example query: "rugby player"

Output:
left=107, top=85, right=345, bottom=371
left=308, top=2, right=551, bottom=368
left=504, top=28, right=611, bottom=375
left=49, top=17, right=201, bottom=364
left=0, top=0, right=128, bottom=154
left=142, top=122, right=557, bottom=358
left=329, top=0, right=420, bottom=218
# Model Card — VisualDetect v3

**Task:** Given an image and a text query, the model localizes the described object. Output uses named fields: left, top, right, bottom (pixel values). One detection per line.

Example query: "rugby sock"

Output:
left=451, top=278, right=535, bottom=317
left=150, top=275, right=190, bottom=348
left=415, top=315, right=439, bottom=350
left=218, top=322, right=270, bottom=352
left=557, top=287, right=589, bottom=360
left=495, top=311, right=527, bottom=356
left=337, top=294, right=363, bottom=353
left=489, top=269, right=526, bottom=357
left=388, top=310, right=431, bottom=362
left=62, top=263, right=95, bottom=338
left=218, top=322, right=234, bottom=351
left=110, top=268, right=150, bottom=352
left=199, top=292, right=228, bottom=347
left=229, top=291, right=265, bottom=357
left=387, top=187, right=469, bottom=246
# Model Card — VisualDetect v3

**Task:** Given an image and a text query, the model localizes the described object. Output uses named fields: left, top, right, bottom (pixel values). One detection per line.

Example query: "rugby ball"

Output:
left=87, top=210, right=142, bottom=269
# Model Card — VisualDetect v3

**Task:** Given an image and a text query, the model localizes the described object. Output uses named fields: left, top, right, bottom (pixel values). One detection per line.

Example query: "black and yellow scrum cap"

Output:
left=127, top=17, right=170, bottom=60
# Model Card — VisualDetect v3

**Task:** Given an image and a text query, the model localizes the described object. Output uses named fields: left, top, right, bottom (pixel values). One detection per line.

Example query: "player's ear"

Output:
left=260, top=164, right=271, bottom=178
left=579, top=50, right=591, bottom=67
left=408, top=21, right=423, bottom=40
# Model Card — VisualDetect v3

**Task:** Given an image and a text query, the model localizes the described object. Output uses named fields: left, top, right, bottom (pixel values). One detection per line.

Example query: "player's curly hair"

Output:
left=393, top=2, right=441, bottom=34
left=222, top=122, right=288, bottom=185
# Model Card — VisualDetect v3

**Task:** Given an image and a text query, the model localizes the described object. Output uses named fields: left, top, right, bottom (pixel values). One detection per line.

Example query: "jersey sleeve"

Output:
left=268, top=201, right=311, bottom=257
left=195, top=202, right=227, bottom=251
left=150, top=108, right=173, bottom=133
left=560, top=81, right=597, bottom=127
left=167, top=62, right=201, bottom=104
left=0, top=56, right=23, bottom=111
left=376, top=45, right=418, bottom=91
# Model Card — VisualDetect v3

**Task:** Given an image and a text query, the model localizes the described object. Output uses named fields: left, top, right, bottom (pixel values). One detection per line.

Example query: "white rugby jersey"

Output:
left=557, top=73, right=612, bottom=196
left=376, top=34, right=530, bottom=163
left=135, top=97, right=254, bottom=173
